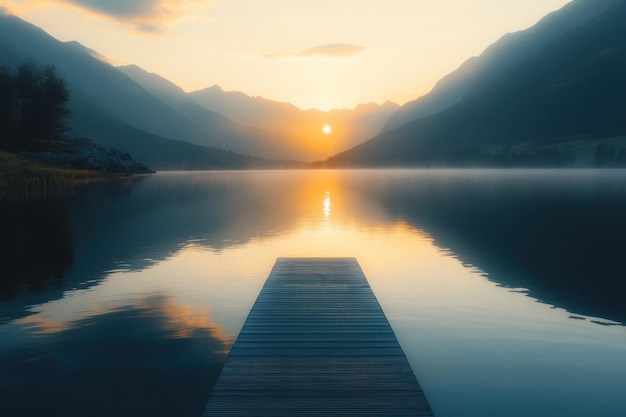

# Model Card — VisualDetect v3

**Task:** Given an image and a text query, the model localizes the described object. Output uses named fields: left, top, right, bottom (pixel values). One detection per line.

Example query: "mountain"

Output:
left=323, top=0, right=626, bottom=168
left=67, top=88, right=289, bottom=170
left=188, top=86, right=400, bottom=161
left=0, top=12, right=294, bottom=167
left=383, top=0, right=623, bottom=132
left=2, top=9, right=395, bottom=165
left=117, top=64, right=187, bottom=106
left=119, top=65, right=399, bottom=161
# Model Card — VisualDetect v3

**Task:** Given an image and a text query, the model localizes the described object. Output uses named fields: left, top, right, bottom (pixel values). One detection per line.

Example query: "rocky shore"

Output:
left=20, top=137, right=154, bottom=175
left=1, top=137, right=154, bottom=200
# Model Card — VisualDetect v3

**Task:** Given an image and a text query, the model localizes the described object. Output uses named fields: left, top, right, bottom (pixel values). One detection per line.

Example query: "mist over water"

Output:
left=1, top=169, right=626, bottom=417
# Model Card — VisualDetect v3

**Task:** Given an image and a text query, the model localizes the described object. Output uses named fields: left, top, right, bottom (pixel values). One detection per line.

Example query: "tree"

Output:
left=16, top=61, right=70, bottom=146
left=0, top=61, right=70, bottom=150
left=40, top=65, right=71, bottom=140
left=0, top=63, right=17, bottom=148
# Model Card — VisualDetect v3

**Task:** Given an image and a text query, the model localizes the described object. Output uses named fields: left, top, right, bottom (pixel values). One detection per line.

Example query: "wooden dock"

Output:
left=203, top=258, right=434, bottom=417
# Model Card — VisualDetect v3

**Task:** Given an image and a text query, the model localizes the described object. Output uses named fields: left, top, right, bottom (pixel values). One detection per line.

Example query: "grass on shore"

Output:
left=0, top=151, right=102, bottom=181
left=0, top=151, right=104, bottom=199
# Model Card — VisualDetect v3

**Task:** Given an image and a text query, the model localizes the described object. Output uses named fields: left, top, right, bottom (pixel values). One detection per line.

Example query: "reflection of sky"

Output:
left=2, top=170, right=626, bottom=417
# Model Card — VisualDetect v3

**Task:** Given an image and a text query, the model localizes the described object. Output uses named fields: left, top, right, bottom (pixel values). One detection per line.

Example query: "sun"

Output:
left=322, top=124, right=332, bottom=134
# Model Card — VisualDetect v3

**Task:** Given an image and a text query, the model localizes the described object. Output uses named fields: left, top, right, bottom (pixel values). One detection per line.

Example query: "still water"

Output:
left=1, top=169, right=626, bottom=417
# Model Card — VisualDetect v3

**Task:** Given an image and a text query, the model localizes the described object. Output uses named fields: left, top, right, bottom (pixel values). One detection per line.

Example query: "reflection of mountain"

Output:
left=74, top=171, right=626, bottom=325
left=66, top=173, right=303, bottom=270
left=325, top=0, right=626, bottom=167
left=2, top=171, right=624, bottom=328
left=0, top=294, right=229, bottom=417
left=349, top=170, right=626, bottom=324
left=0, top=173, right=311, bottom=322
left=0, top=200, right=73, bottom=298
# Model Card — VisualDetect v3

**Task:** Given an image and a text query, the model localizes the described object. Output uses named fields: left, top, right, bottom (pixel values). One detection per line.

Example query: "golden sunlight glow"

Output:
left=323, top=191, right=331, bottom=219
left=322, top=124, right=332, bottom=135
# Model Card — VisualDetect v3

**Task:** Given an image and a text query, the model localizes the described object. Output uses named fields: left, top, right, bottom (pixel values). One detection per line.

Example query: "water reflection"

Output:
left=1, top=169, right=626, bottom=417
left=0, top=293, right=230, bottom=417
left=323, top=191, right=331, bottom=220
left=4, top=169, right=625, bottom=324
left=0, top=200, right=73, bottom=298
left=350, top=169, right=626, bottom=324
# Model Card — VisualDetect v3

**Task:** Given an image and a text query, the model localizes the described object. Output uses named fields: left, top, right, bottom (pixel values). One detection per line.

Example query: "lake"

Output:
left=1, top=169, right=626, bottom=417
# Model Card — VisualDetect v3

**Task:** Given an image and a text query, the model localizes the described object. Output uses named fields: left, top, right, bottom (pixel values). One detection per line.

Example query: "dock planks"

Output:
left=203, top=258, right=434, bottom=416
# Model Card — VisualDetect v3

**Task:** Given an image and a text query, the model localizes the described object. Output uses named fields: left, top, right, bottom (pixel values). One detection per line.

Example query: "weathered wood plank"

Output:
left=203, top=257, right=434, bottom=417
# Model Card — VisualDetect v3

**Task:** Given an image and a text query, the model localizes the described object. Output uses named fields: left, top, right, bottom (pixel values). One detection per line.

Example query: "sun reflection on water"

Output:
left=323, top=191, right=331, bottom=220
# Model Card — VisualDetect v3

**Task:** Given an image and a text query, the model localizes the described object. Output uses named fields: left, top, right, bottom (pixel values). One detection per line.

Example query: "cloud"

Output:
left=134, top=22, right=162, bottom=34
left=264, top=43, right=366, bottom=59
left=51, top=0, right=213, bottom=33
left=298, top=43, right=366, bottom=58
left=62, top=0, right=163, bottom=19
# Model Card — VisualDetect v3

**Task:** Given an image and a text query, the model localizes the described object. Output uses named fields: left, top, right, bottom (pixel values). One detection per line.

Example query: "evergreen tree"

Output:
left=0, top=61, right=70, bottom=150
left=0, top=64, right=17, bottom=149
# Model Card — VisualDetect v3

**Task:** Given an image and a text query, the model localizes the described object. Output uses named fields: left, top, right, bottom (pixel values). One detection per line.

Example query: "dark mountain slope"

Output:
left=325, top=0, right=626, bottom=167
left=117, top=65, right=302, bottom=160
left=383, top=0, right=623, bottom=131
left=67, top=90, right=280, bottom=170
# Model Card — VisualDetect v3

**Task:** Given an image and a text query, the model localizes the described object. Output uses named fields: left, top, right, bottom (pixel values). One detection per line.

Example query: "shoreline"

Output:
left=0, top=151, right=150, bottom=201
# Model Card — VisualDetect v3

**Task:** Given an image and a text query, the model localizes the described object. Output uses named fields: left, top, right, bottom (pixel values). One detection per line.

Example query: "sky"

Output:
left=4, top=0, right=573, bottom=110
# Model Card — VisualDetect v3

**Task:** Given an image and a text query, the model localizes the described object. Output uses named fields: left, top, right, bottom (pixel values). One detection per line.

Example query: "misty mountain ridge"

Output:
left=119, top=64, right=399, bottom=161
left=323, top=0, right=626, bottom=168
left=188, top=83, right=399, bottom=160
